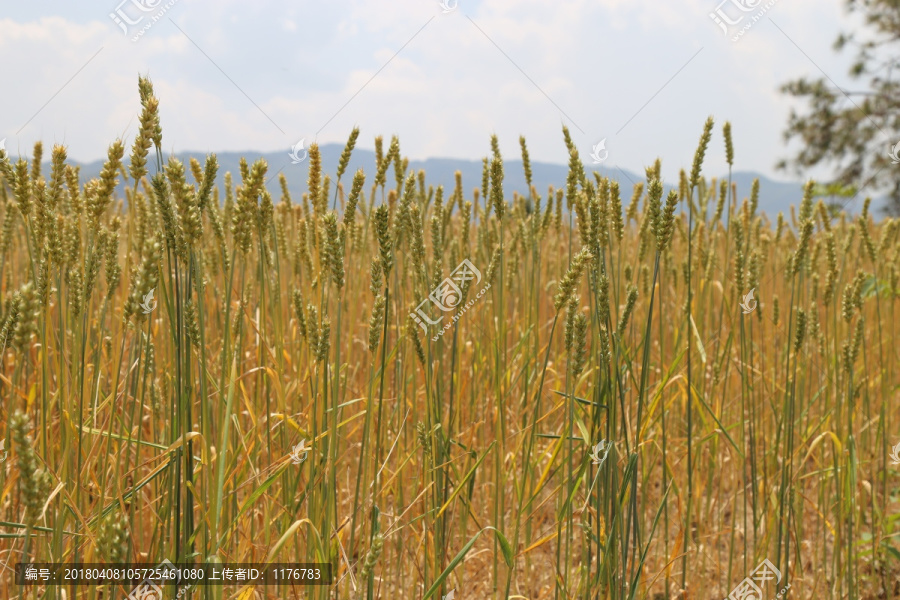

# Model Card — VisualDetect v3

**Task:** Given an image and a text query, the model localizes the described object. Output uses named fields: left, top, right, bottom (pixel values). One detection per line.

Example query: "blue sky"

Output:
left=0, top=0, right=864, bottom=183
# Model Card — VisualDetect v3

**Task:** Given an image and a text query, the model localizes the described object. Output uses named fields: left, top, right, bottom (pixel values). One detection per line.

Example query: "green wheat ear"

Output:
left=690, top=116, right=714, bottom=191
left=554, top=246, right=592, bottom=312
left=10, top=411, right=50, bottom=525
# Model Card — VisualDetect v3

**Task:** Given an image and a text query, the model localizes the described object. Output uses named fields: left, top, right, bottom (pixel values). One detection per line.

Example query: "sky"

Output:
left=0, top=0, right=867, bottom=184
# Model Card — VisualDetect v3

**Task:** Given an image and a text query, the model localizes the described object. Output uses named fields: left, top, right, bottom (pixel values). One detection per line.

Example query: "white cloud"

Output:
left=0, top=0, right=853, bottom=185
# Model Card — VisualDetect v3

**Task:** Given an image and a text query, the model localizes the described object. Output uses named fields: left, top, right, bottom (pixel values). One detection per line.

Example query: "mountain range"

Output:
left=56, top=144, right=888, bottom=218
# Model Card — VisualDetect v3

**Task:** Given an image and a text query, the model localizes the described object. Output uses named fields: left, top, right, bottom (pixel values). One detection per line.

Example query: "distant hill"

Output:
left=59, top=144, right=886, bottom=217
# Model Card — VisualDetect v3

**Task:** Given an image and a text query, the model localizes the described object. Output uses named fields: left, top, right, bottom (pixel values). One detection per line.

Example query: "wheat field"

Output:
left=0, top=77, right=898, bottom=599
